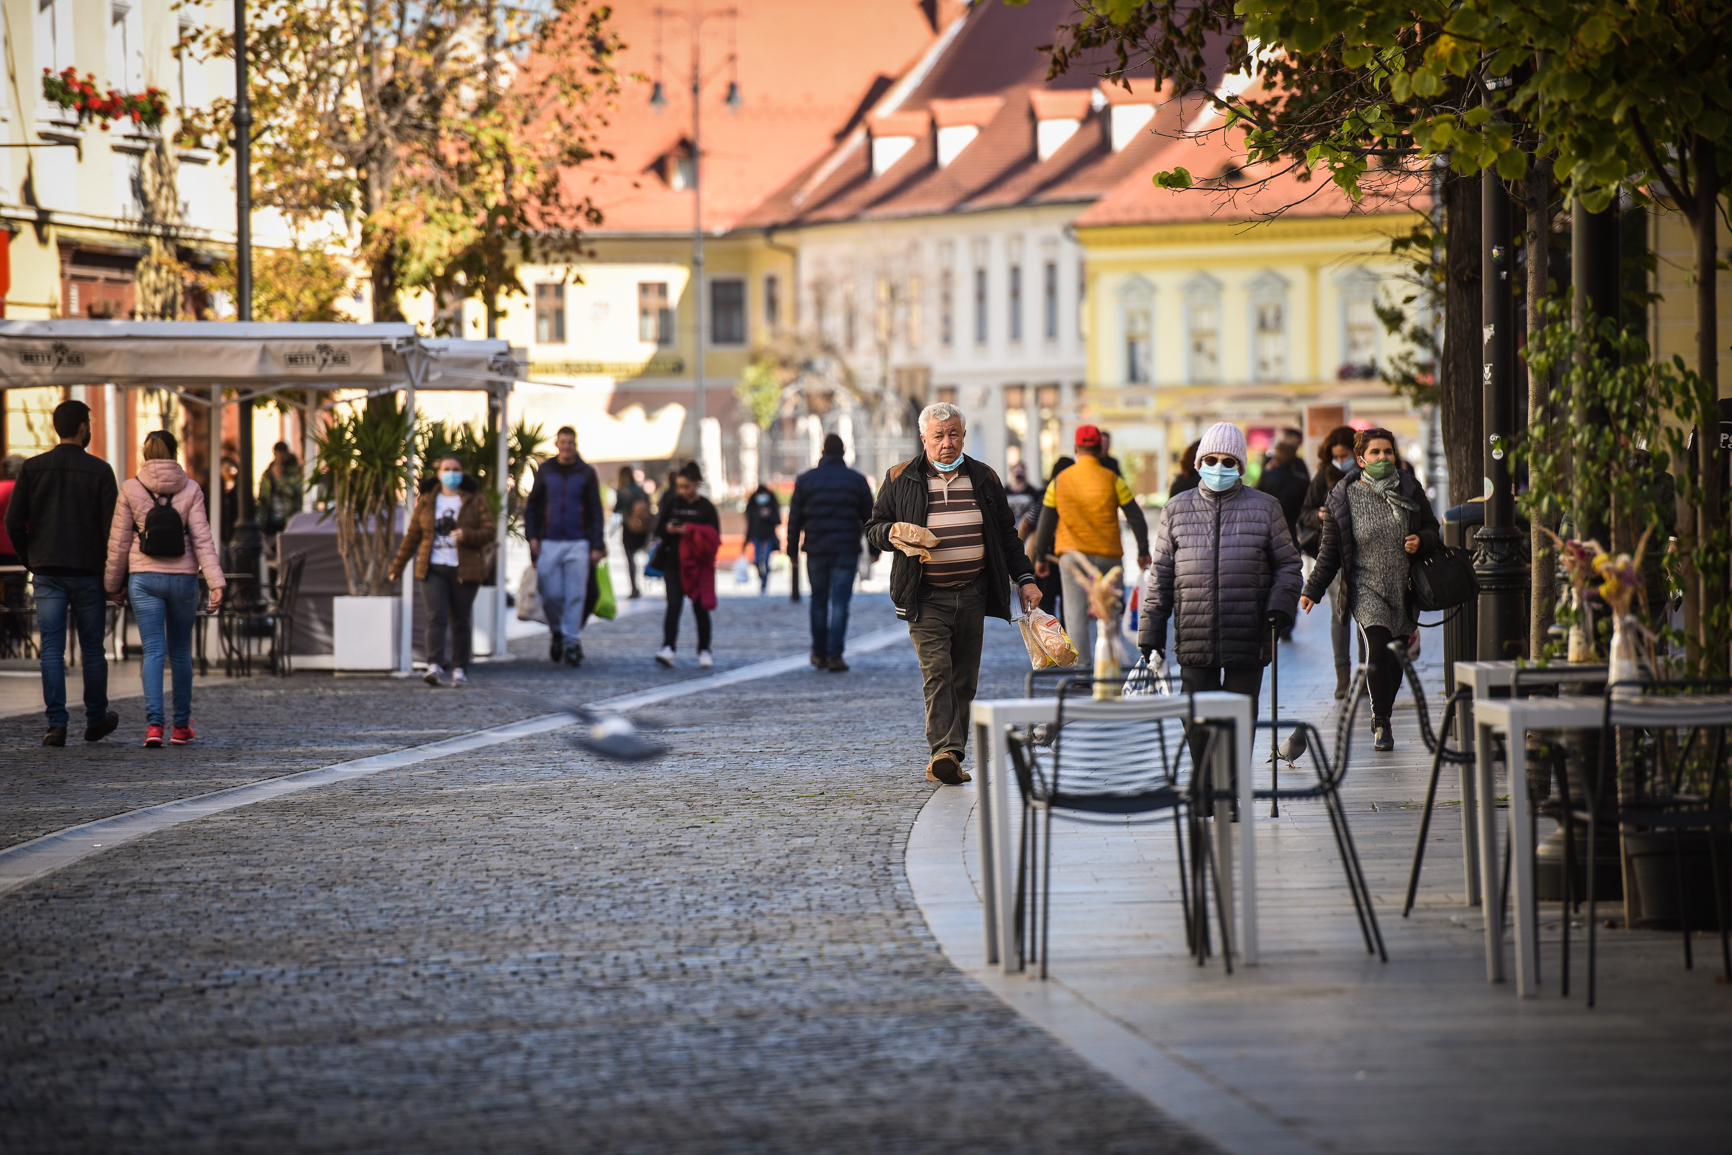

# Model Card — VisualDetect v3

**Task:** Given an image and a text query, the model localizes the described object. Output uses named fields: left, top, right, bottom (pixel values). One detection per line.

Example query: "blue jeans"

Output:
left=128, top=572, right=198, bottom=728
left=806, top=551, right=857, bottom=658
left=750, top=537, right=775, bottom=592
left=33, top=572, right=109, bottom=729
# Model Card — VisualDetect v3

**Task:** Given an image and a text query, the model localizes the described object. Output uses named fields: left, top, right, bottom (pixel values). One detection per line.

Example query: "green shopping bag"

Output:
left=592, top=559, right=617, bottom=621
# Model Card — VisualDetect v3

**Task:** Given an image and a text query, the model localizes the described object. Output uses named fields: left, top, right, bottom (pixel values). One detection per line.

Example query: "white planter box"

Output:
left=471, top=588, right=497, bottom=658
left=333, top=595, right=401, bottom=672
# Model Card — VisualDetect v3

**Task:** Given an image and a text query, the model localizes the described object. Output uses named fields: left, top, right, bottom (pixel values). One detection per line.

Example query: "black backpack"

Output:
left=138, top=487, right=188, bottom=559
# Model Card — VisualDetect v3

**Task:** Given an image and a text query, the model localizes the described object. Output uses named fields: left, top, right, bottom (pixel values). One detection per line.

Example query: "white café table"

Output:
left=969, top=690, right=1257, bottom=974
left=1453, top=661, right=1610, bottom=908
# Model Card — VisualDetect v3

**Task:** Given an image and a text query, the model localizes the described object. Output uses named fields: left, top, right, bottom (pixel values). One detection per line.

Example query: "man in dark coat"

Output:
left=1139, top=422, right=1302, bottom=753
left=1255, top=436, right=1309, bottom=640
left=787, top=433, right=873, bottom=671
left=523, top=426, right=605, bottom=667
left=5, top=400, right=121, bottom=745
left=865, top=404, right=1041, bottom=785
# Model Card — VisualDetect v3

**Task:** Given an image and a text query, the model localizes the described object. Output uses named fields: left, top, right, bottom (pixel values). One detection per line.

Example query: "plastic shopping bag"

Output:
left=592, top=560, right=617, bottom=621
left=516, top=563, right=546, bottom=623
left=1018, top=607, right=1078, bottom=670
left=733, top=553, right=752, bottom=585
left=1122, top=652, right=1173, bottom=698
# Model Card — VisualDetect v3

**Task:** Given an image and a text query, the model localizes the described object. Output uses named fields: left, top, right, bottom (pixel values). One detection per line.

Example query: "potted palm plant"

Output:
left=313, top=396, right=414, bottom=671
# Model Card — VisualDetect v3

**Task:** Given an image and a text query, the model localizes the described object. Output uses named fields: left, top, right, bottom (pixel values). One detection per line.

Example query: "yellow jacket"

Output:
left=1041, top=455, right=1140, bottom=558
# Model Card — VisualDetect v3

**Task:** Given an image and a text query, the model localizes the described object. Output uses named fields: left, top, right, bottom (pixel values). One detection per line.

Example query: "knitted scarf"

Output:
left=1361, top=472, right=1421, bottom=526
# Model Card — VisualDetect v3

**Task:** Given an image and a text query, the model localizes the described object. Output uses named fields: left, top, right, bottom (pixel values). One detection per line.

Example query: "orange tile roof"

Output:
left=563, top=0, right=941, bottom=235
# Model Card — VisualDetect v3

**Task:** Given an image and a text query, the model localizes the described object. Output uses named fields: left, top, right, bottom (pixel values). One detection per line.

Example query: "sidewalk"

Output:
left=908, top=610, right=1732, bottom=1155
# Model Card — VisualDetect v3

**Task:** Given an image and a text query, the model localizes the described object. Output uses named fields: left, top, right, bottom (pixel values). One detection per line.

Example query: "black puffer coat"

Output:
left=788, top=455, right=872, bottom=556
left=1139, top=481, right=1302, bottom=668
left=1301, top=468, right=1440, bottom=616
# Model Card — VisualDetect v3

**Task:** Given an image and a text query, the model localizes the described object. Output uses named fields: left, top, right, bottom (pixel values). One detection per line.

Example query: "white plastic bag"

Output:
left=515, top=562, right=546, bottom=623
left=1122, top=652, right=1173, bottom=698
left=733, top=553, right=752, bottom=585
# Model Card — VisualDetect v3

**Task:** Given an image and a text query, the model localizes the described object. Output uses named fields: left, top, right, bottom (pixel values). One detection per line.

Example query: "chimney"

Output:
left=929, top=95, right=1004, bottom=168
left=867, top=110, right=928, bottom=177
left=1098, top=79, right=1164, bottom=152
left=1028, top=89, right=1091, bottom=162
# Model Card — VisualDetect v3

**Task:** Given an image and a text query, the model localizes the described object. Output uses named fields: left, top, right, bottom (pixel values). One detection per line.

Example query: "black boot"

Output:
left=1334, top=667, right=1350, bottom=700
left=549, top=631, right=563, bottom=662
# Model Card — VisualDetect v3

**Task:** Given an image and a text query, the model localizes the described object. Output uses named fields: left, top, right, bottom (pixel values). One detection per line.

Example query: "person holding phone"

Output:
left=651, top=461, right=721, bottom=668
left=390, top=455, right=497, bottom=688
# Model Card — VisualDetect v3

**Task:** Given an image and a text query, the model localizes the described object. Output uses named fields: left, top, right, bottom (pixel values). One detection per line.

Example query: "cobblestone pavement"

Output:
left=1, top=592, right=1213, bottom=1153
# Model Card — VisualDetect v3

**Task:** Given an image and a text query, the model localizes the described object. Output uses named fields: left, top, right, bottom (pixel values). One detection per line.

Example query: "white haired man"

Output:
left=865, top=402, right=1042, bottom=785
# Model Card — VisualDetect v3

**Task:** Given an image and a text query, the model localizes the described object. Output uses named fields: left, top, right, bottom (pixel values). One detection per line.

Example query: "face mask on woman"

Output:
left=440, top=470, right=464, bottom=490
left=1198, top=462, right=1240, bottom=491
left=1361, top=459, right=1396, bottom=482
left=1332, top=452, right=1355, bottom=471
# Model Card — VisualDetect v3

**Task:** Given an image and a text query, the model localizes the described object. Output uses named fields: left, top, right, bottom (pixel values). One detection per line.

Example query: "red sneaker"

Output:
left=170, top=722, right=195, bottom=746
left=143, top=724, right=164, bottom=748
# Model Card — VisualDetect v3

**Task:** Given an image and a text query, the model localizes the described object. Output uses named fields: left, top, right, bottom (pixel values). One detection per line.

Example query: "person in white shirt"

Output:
left=389, top=454, right=497, bottom=687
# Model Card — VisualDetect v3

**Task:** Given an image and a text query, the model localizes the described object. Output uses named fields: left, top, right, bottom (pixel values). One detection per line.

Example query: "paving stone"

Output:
left=0, top=592, right=1214, bottom=1154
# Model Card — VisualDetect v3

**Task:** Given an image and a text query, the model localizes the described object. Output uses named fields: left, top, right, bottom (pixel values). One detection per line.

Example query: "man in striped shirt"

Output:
left=866, top=403, right=1042, bottom=785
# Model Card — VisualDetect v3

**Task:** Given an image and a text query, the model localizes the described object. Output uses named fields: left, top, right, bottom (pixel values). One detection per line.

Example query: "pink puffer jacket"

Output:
left=105, top=459, right=226, bottom=593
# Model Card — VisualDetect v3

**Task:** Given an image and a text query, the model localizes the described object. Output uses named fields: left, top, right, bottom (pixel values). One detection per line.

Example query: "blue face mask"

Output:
left=931, top=452, right=965, bottom=473
left=440, top=470, right=464, bottom=490
left=1198, top=463, right=1240, bottom=492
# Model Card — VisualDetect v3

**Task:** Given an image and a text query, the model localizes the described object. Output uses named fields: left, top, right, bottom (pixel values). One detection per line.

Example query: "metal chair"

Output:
left=1251, top=664, right=1389, bottom=961
left=1588, top=680, right=1732, bottom=1006
left=267, top=552, right=307, bottom=676
left=1003, top=679, right=1233, bottom=977
left=0, top=570, right=37, bottom=660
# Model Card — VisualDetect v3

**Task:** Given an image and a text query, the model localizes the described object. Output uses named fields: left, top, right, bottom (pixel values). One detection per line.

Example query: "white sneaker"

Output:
left=451, top=667, right=467, bottom=687
left=655, top=646, right=676, bottom=668
left=698, top=650, right=714, bottom=669
left=423, top=663, right=443, bottom=686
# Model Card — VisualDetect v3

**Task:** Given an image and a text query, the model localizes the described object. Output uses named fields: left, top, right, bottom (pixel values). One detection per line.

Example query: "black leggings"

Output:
left=1361, top=624, right=1404, bottom=719
left=662, top=561, right=712, bottom=651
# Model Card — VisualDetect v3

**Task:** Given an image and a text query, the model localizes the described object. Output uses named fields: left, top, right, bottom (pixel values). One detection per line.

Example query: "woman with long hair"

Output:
left=651, top=461, right=721, bottom=668
left=1300, top=428, right=1440, bottom=750
left=104, top=431, right=225, bottom=747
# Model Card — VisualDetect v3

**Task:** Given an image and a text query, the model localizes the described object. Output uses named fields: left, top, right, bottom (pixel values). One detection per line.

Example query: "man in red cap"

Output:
left=1031, top=425, right=1150, bottom=667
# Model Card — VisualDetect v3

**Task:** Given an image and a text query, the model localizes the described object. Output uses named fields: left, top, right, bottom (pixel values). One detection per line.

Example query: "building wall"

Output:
left=1649, top=206, right=1732, bottom=397
left=1077, top=213, right=1427, bottom=494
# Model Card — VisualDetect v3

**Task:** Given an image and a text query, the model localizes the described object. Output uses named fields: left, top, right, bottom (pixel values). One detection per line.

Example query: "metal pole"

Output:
left=494, top=381, right=510, bottom=659
left=1475, top=168, right=1529, bottom=661
left=690, top=1, right=706, bottom=473
left=399, top=377, right=417, bottom=675
left=230, top=0, right=263, bottom=589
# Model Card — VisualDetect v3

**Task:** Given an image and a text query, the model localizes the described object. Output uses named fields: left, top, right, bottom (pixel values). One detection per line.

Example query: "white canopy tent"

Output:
left=0, top=320, right=530, bottom=670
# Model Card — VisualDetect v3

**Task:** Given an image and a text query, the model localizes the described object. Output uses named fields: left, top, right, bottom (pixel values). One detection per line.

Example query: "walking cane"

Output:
left=1269, top=619, right=1280, bottom=819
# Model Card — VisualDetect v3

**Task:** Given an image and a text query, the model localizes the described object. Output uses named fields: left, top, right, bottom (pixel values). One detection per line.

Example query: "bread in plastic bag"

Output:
left=1018, top=607, right=1077, bottom=669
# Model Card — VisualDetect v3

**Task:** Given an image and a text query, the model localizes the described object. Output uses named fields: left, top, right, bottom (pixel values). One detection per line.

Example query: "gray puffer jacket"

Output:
left=1139, top=481, right=1303, bottom=668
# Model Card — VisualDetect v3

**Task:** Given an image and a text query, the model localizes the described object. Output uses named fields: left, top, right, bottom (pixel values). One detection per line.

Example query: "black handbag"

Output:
left=1296, top=508, right=1322, bottom=557
left=1409, top=544, right=1479, bottom=612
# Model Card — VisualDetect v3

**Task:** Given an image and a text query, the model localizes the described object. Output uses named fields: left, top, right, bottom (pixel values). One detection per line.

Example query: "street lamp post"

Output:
left=230, top=0, right=264, bottom=589
left=1476, top=166, right=1529, bottom=660
left=653, top=5, right=739, bottom=481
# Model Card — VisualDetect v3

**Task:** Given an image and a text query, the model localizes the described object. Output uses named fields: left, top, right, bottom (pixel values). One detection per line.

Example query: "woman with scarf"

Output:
left=1299, top=428, right=1439, bottom=751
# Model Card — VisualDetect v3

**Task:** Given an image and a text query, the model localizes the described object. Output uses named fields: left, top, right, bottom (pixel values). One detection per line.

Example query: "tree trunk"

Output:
left=1441, top=169, right=1485, bottom=508
left=1526, top=157, right=1556, bottom=657
left=1692, top=137, right=1725, bottom=673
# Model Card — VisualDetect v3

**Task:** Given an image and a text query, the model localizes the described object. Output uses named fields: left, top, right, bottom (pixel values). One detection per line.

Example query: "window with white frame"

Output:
left=1043, top=261, right=1058, bottom=341
left=1182, top=272, right=1222, bottom=384
left=1246, top=270, right=1289, bottom=383
left=1338, top=269, right=1381, bottom=377
left=1008, top=264, right=1022, bottom=343
left=37, top=0, right=77, bottom=117
left=109, top=1, right=144, bottom=92
left=1117, top=276, right=1155, bottom=385
left=638, top=282, right=673, bottom=346
left=973, top=266, right=987, bottom=345
left=535, top=283, right=566, bottom=344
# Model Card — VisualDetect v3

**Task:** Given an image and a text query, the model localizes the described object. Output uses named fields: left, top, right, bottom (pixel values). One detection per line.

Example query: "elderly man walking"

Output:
left=866, top=403, right=1041, bottom=785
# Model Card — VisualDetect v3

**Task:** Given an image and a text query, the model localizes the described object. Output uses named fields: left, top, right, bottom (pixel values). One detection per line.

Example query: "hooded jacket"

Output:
left=1301, top=468, right=1441, bottom=616
left=787, top=455, right=873, bottom=556
left=1138, top=479, right=1302, bottom=668
left=863, top=453, right=1034, bottom=623
left=105, top=459, right=225, bottom=593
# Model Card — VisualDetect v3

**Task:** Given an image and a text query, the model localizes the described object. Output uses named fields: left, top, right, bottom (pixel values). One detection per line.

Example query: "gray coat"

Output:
left=1139, top=481, right=1303, bottom=668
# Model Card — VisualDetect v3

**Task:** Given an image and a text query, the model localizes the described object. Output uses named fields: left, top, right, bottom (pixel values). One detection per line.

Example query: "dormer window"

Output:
left=659, top=144, right=696, bottom=190
left=1098, top=79, right=1162, bottom=152
left=930, top=95, right=1003, bottom=168
left=867, top=111, right=926, bottom=177
left=1028, top=89, right=1090, bottom=161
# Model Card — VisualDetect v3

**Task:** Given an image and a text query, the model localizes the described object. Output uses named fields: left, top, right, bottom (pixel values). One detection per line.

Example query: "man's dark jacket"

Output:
left=1256, top=458, right=1309, bottom=538
left=1301, top=468, right=1441, bottom=617
left=5, top=444, right=118, bottom=575
left=523, top=455, right=604, bottom=551
left=787, top=455, right=872, bottom=556
left=864, top=454, right=1034, bottom=623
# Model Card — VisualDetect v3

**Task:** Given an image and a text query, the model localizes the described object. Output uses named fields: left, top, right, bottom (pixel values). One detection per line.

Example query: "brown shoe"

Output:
left=810, top=651, right=825, bottom=668
left=827, top=655, right=849, bottom=672
left=42, top=726, right=67, bottom=747
left=928, top=751, right=964, bottom=785
left=947, top=751, right=972, bottom=782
